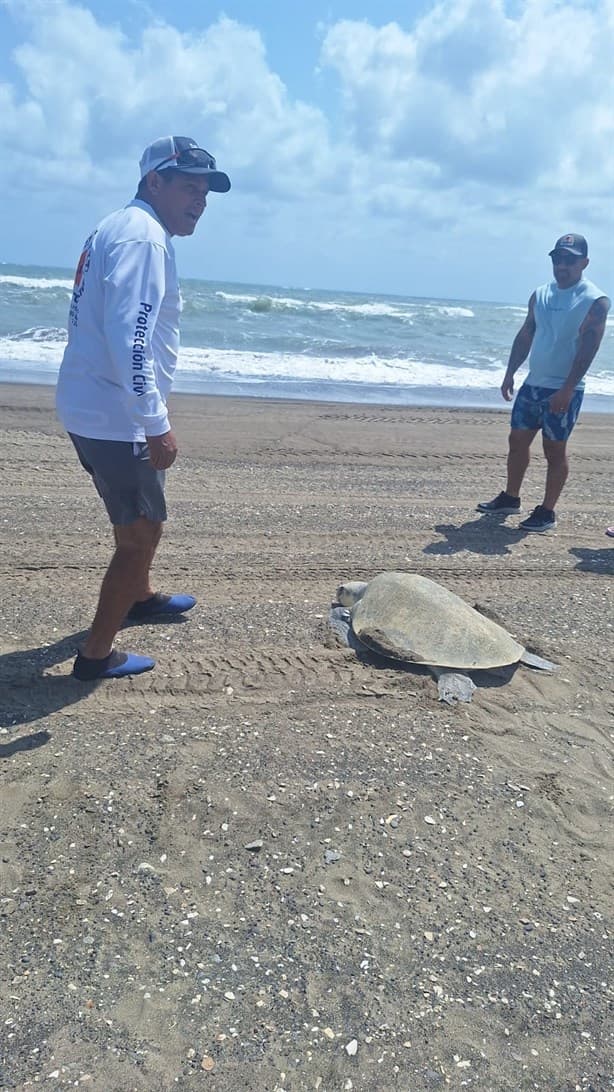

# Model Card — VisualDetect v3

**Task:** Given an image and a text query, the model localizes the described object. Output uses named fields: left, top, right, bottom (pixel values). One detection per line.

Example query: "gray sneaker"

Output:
left=477, top=491, right=521, bottom=514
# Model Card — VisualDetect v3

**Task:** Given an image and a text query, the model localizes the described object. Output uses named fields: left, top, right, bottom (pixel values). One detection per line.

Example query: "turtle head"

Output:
left=336, top=580, right=369, bottom=608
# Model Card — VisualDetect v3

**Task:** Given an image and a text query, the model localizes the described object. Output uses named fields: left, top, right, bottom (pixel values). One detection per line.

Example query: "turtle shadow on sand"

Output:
left=569, top=545, right=614, bottom=576
left=424, top=514, right=526, bottom=558
left=0, top=630, right=99, bottom=735
left=341, top=631, right=522, bottom=692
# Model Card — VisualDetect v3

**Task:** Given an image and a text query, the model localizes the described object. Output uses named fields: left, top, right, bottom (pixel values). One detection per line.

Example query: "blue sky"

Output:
left=0, top=0, right=612, bottom=302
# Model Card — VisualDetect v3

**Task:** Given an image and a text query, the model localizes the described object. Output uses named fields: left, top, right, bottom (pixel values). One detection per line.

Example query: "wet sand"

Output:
left=1, top=384, right=612, bottom=1091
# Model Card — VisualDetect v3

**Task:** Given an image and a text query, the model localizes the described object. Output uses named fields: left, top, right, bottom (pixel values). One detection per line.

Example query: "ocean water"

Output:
left=1, top=262, right=612, bottom=411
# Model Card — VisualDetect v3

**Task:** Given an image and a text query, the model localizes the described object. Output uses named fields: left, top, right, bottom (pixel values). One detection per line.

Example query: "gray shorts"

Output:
left=69, top=434, right=167, bottom=525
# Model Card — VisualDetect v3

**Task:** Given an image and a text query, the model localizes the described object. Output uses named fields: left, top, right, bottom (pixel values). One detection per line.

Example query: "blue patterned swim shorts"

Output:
left=510, top=383, right=584, bottom=441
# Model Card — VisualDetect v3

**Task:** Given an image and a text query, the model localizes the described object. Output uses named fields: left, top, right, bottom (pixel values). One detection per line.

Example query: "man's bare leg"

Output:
left=113, top=521, right=163, bottom=603
left=82, top=517, right=163, bottom=659
left=542, top=437, right=569, bottom=511
left=505, top=428, right=538, bottom=497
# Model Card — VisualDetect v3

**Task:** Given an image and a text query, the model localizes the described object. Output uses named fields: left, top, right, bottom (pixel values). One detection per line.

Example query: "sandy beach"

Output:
left=1, top=383, right=612, bottom=1092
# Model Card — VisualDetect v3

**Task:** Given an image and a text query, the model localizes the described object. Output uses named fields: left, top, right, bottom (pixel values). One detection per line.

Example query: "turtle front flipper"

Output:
left=431, top=667, right=477, bottom=704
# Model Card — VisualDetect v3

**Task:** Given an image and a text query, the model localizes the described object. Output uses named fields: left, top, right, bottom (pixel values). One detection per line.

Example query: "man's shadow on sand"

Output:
left=0, top=629, right=97, bottom=740
left=424, top=513, right=526, bottom=557
left=0, top=615, right=189, bottom=742
left=569, top=545, right=614, bottom=575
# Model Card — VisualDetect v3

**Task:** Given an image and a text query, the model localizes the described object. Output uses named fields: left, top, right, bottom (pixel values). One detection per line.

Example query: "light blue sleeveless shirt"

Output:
left=526, top=277, right=606, bottom=389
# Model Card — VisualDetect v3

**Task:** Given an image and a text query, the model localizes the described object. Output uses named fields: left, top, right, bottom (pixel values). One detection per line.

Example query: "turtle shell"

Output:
left=350, top=571, right=524, bottom=670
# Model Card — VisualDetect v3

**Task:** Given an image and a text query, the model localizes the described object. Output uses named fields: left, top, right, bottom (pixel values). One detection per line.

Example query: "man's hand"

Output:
left=501, top=372, right=515, bottom=401
left=548, top=388, right=573, bottom=415
left=147, top=429, right=178, bottom=470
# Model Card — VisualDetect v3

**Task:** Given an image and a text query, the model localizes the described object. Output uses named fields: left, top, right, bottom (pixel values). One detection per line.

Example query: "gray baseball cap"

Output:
left=549, top=233, right=587, bottom=257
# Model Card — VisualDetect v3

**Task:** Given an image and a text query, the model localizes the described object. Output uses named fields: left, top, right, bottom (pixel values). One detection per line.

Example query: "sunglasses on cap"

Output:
left=155, top=146, right=218, bottom=171
left=551, top=251, right=582, bottom=266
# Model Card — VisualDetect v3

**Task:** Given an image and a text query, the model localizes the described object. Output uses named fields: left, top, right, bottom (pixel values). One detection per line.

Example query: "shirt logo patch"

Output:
left=69, top=231, right=97, bottom=328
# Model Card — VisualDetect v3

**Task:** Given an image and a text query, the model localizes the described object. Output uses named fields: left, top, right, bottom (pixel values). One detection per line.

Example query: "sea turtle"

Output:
left=329, top=571, right=556, bottom=703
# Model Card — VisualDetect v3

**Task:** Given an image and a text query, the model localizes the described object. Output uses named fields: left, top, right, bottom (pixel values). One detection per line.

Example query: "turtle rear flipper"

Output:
left=519, top=650, right=558, bottom=672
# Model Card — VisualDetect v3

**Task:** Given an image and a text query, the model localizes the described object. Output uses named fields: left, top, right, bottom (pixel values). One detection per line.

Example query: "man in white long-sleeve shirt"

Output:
left=56, top=136, right=230, bottom=680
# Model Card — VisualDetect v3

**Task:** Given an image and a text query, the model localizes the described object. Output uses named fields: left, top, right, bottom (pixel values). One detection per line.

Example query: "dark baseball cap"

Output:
left=139, top=136, right=230, bottom=193
left=549, top=234, right=588, bottom=258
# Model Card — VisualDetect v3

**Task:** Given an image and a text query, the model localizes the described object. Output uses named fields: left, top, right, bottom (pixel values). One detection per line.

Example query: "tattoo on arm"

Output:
left=580, top=296, right=610, bottom=336
left=565, top=297, right=611, bottom=387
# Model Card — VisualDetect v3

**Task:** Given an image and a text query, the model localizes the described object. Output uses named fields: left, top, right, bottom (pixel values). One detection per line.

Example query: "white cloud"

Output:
left=321, top=0, right=614, bottom=195
left=1, top=0, right=334, bottom=197
left=4, top=0, right=613, bottom=204
left=0, top=0, right=612, bottom=297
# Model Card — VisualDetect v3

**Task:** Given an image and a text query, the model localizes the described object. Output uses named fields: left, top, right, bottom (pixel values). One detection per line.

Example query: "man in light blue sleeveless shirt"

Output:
left=478, top=234, right=610, bottom=532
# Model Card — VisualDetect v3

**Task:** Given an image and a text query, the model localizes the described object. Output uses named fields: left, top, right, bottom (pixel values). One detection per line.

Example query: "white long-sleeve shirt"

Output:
left=56, top=199, right=181, bottom=441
